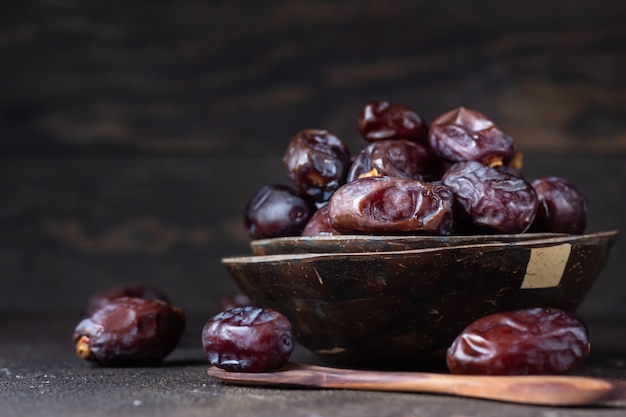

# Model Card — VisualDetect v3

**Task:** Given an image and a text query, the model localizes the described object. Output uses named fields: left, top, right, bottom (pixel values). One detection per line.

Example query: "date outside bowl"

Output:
left=222, top=230, right=618, bottom=368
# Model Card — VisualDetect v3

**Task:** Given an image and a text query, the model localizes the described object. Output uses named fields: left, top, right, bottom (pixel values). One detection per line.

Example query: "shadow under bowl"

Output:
left=223, top=230, right=618, bottom=369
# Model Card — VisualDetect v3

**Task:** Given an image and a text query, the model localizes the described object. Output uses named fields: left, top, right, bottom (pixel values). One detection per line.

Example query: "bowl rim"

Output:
left=250, top=231, right=568, bottom=248
left=224, top=229, right=619, bottom=264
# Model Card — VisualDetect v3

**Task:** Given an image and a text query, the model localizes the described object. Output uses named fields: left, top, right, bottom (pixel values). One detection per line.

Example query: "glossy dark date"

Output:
left=530, top=176, right=588, bottom=234
left=347, top=139, right=444, bottom=183
left=301, top=204, right=340, bottom=237
left=217, top=293, right=252, bottom=312
left=242, top=102, right=591, bottom=239
left=244, top=184, right=316, bottom=239
left=328, top=176, right=454, bottom=235
left=442, top=161, right=538, bottom=233
left=358, top=100, right=429, bottom=144
left=282, top=129, right=351, bottom=202
left=74, top=297, right=186, bottom=366
left=429, top=107, right=515, bottom=166
left=84, top=284, right=171, bottom=316
left=202, top=306, right=294, bottom=372
left=447, top=308, right=590, bottom=375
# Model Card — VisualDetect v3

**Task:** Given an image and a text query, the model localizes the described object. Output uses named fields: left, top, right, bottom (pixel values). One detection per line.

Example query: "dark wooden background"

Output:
left=2, top=0, right=626, bottom=322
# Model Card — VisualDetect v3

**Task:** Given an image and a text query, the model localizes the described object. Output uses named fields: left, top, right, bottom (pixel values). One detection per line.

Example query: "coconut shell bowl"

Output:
left=222, top=230, right=618, bottom=368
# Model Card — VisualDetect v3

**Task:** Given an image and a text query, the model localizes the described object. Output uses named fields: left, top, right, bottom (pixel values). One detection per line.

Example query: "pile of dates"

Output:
left=245, top=102, right=588, bottom=238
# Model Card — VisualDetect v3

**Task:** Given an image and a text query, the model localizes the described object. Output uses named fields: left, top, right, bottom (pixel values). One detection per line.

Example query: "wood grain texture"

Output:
left=207, top=362, right=626, bottom=406
left=1, top=2, right=625, bottom=319
left=1, top=155, right=625, bottom=318
left=1, top=0, right=625, bottom=155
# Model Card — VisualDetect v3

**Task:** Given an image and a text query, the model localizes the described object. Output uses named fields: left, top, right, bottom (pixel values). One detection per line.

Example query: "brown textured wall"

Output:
left=1, top=1, right=625, bottom=317
left=3, top=1, right=626, bottom=154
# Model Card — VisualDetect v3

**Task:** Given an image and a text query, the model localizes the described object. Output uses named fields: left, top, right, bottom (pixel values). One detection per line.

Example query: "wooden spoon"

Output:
left=207, top=362, right=626, bottom=406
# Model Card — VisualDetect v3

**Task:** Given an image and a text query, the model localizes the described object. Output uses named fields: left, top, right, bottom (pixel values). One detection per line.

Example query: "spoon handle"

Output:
left=207, top=363, right=626, bottom=406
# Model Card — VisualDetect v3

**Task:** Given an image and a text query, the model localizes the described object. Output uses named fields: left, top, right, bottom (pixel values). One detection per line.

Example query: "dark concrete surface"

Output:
left=2, top=313, right=626, bottom=417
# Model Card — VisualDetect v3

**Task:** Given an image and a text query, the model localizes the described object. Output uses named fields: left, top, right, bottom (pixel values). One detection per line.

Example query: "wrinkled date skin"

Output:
left=328, top=176, right=454, bottom=235
left=244, top=184, right=316, bottom=239
left=73, top=297, right=186, bottom=366
left=301, top=204, right=341, bottom=237
left=442, top=161, right=538, bottom=234
left=447, top=308, right=590, bottom=375
left=531, top=176, right=588, bottom=234
left=358, top=100, right=429, bottom=144
left=202, top=306, right=294, bottom=372
left=84, top=284, right=172, bottom=316
left=282, top=129, right=352, bottom=202
left=429, top=107, right=515, bottom=166
left=347, top=139, right=444, bottom=183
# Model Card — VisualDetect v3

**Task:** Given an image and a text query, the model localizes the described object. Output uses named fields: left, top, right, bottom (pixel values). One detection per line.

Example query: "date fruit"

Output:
left=442, top=161, right=538, bottom=233
left=218, top=294, right=252, bottom=312
left=84, top=284, right=171, bottom=316
left=328, top=176, right=454, bottom=235
left=301, top=204, right=341, bottom=236
left=244, top=184, right=316, bottom=239
left=283, top=129, right=352, bottom=202
left=429, top=106, right=515, bottom=166
left=347, top=139, right=444, bottom=183
left=531, top=176, right=588, bottom=234
left=358, top=100, right=429, bottom=144
left=447, top=307, right=590, bottom=375
left=74, top=297, right=186, bottom=366
left=202, top=306, right=294, bottom=372
left=242, top=101, right=591, bottom=239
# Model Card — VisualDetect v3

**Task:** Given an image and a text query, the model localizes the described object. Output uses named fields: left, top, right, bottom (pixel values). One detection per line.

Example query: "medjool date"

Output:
left=447, top=308, right=590, bottom=375
left=442, top=161, right=538, bottom=233
left=347, top=139, right=444, bottom=183
left=301, top=204, right=341, bottom=237
left=202, top=306, right=294, bottom=372
left=244, top=184, right=316, bottom=239
left=328, top=176, right=454, bottom=235
left=84, top=284, right=171, bottom=316
left=531, top=176, right=588, bottom=234
left=74, top=297, right=186, bottom=366
left=429, top=107, right=515, bottom=166
left=358, top=100, right=429, bottom=144
left=282, top=129, right=351, bottom=202
left=218, top=294, right=252, bottom=312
